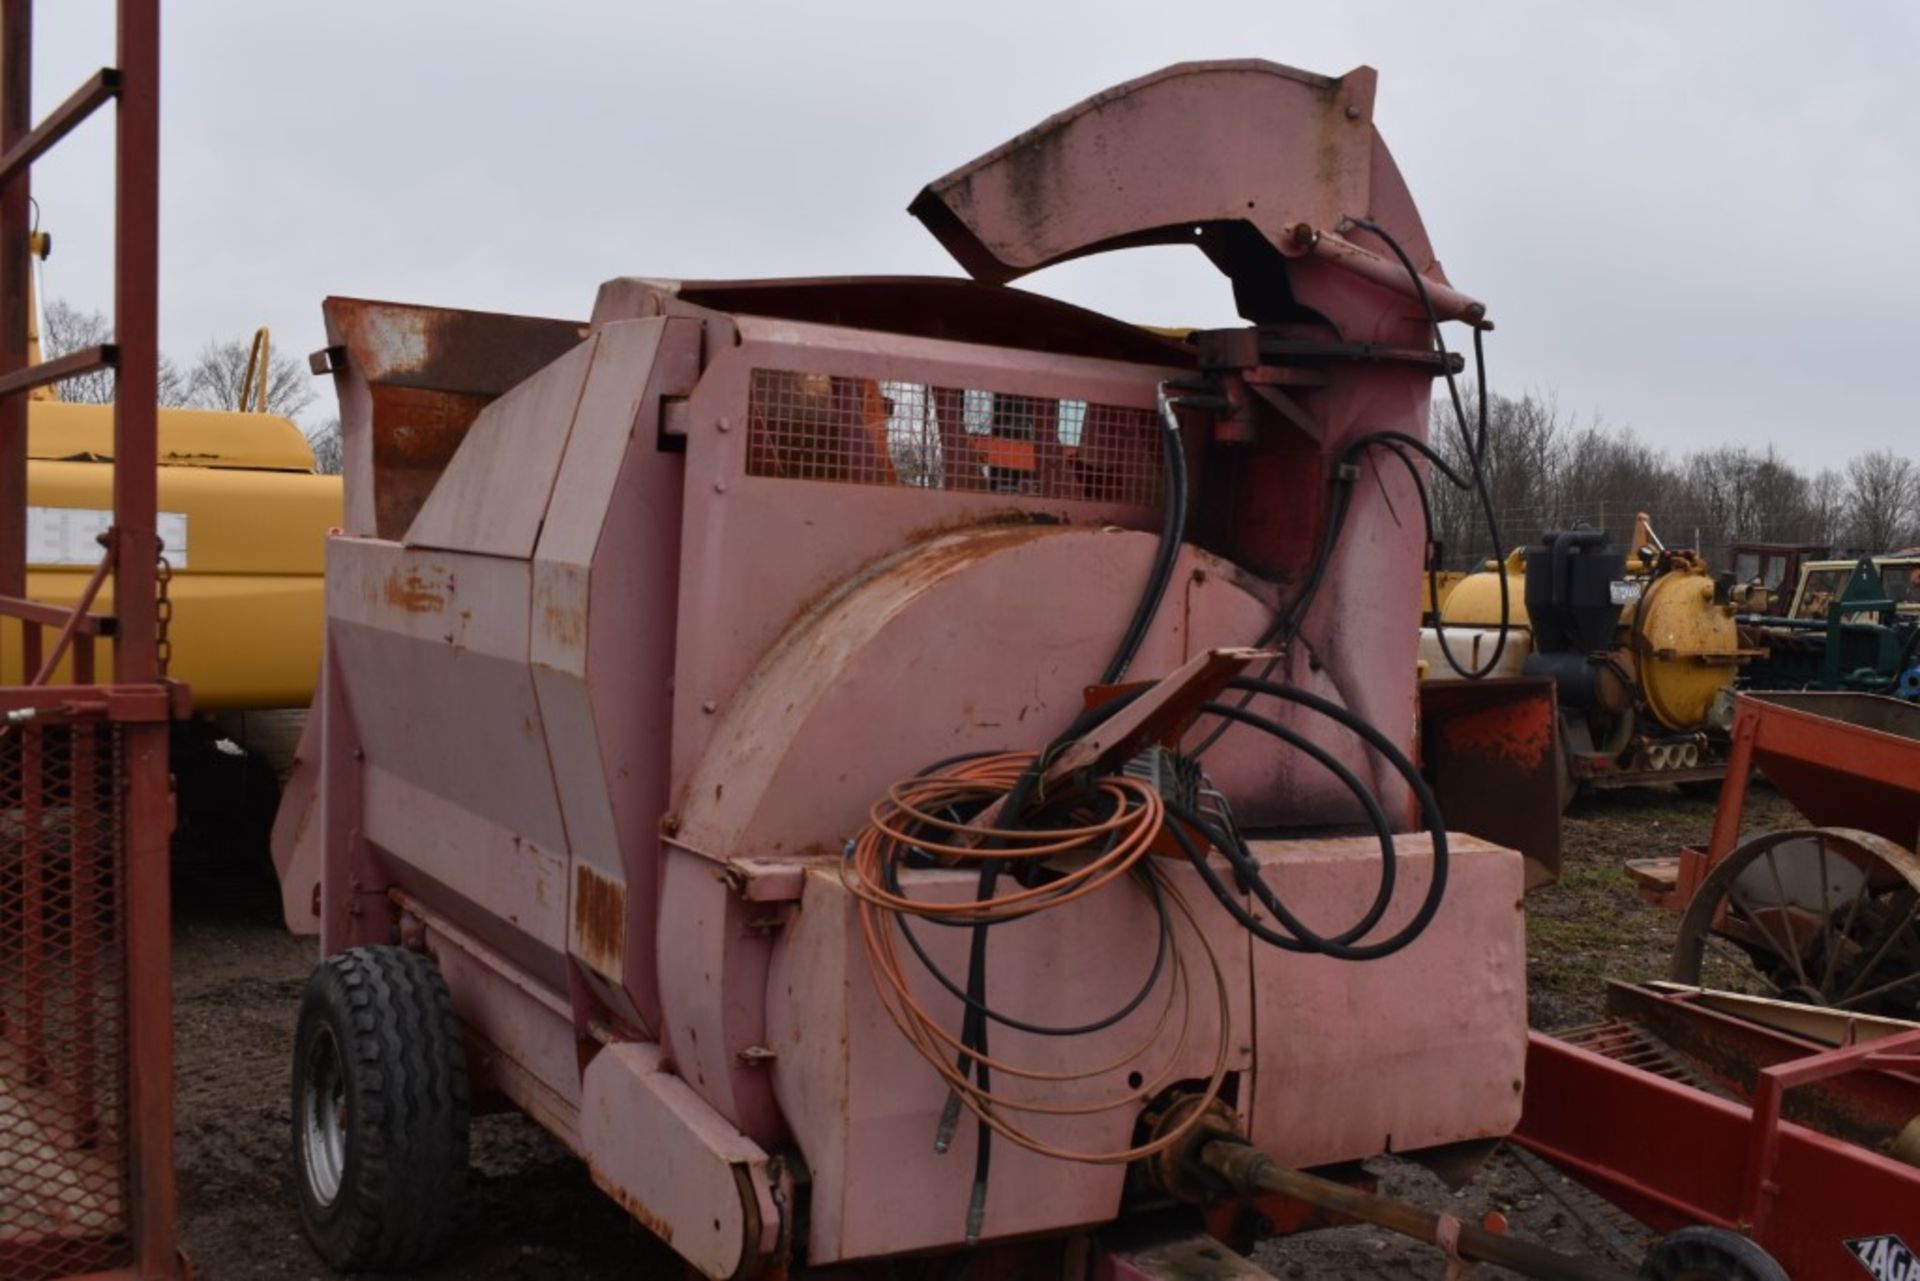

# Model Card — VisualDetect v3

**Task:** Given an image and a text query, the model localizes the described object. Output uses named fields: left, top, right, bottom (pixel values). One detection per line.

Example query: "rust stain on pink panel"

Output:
left=589, top=1171, right=674, bottom=1244
left=574, top=863, right=627, bottom=978
left=544, top=602, right=585, bottom=651
left=383, top=567, right=449, bottom=614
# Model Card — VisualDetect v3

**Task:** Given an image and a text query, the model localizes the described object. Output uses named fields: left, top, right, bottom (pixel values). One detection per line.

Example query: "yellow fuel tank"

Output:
left=3, top=400, right=341, bottom=709
left=1437, top=549, right=1527, bottom=629
left=1628, top=556, right=1742, bottom=732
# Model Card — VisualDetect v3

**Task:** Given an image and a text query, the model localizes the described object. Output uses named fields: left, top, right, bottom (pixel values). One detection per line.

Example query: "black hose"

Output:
left=1194, top=702, right=1398, bottom=945
left=1343, top=216, right=1511, bottom=681
left=940, top=383, right=1188, bottom=1229
left=1180, top=676, right=1450, bottom=961
left=1100, top=392, right=1190, bottom=685
left=1193, top=429, right=1449, bottom=759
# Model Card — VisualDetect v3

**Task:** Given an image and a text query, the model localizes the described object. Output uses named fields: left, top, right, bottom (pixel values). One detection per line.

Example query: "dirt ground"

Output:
left=170, top=783, right=1803, bottom=1279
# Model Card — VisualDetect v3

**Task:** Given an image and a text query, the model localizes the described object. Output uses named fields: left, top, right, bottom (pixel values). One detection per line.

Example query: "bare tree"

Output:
left=185, top=336, right=316, bottom=420
left=42, top=297, right=186, bottom=405
left=1806, top=468, right=1846, bottom=550
left=1424, top=390, right=1852, bottom=569
left=306, top=417, right=343, bottom=475
left=1842, top=450, right=1917, bottom=552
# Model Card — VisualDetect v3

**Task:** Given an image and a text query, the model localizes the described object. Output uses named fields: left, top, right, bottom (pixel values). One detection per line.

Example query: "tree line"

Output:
left=43, top=299, right=342, bottom=474
left=1426, top=390, right=1917, bottom=570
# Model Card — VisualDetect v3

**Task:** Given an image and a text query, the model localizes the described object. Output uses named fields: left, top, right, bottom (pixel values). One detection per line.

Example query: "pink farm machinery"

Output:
left=271, top=61, right=1636, bottom=1280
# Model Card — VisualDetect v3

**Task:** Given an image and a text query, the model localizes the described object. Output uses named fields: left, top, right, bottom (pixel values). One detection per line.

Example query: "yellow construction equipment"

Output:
left=6, top=398, right=338, bottom=707
left=1424, top=513, right=1748, bottom=798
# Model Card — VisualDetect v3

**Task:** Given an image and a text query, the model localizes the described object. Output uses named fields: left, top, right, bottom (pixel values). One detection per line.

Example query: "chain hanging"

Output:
left=154, top=547, right=173, bottom=679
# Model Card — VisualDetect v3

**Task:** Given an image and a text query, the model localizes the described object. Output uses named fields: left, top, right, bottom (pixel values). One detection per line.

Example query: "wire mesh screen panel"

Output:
left=0, top=719, right=130, bottom=1281
left=746, top=369, right=1164, bottom=507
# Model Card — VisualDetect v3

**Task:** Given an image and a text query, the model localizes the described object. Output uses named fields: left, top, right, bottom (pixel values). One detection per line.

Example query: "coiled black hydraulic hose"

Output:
left=1185, top=677, right=1450, bottom=961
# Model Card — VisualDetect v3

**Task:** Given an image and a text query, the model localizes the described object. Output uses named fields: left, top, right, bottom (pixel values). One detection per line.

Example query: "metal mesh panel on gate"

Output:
left=0, top=720, right=130, bottom=1281
left=746, top=369, right=1164, bottom=508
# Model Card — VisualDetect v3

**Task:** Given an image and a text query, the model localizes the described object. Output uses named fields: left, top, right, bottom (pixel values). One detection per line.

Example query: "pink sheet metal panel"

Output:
left=663, top=315, right=1190, bottom=797
left=1244, top=835, right=1527, bottom=1158
left=656, top=523, right=1376, bottom=1139
left=673, top=525, right=1362, bottom=864
left=363, top=764, right=571, bottom=970
left=767, top=837, right=1522, bottom=1264
left=324, top=541, right=567, bottom=857
left=270, top=705, right=323, bottom=932
left=580, top=1041, right=781, bottom=1281
left=404, top=334, right=597, bottom=560
left=567, top=322, right=696, bottom=1033
left=913, top=62, right=1381, bottom=284
left=649, top=845, right=787, bottom=1144
left=533, top=317, right=700, bottom=1028
left=909, top=60, right=1476, bottom=332
left=767, top=858, right=1254, bottom=1263
left=418, top=905, right=586, bottom=1150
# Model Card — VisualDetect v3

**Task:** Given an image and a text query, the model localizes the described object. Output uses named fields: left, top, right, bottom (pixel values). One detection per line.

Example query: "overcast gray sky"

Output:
left=31, top=1, right=1920, bottom=465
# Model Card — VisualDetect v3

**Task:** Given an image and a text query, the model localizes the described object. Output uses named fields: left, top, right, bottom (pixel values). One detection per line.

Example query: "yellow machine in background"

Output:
left=11, top=298, right=341, bottom=861
left=1417, top=569, right=1467, bottom=624
left=7, top=399, right=338, bottom=706
left=1422, top=513, right=1748, bottom=800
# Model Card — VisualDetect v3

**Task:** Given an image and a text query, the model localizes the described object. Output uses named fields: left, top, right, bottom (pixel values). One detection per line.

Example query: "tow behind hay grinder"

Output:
left=274, top=61, right=1621, bottom=1279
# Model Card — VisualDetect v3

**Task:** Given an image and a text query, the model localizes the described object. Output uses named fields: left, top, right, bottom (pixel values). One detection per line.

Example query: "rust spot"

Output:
left=573, top=864, right=627, bottom=979
left=384, top=566, right=449, bottom=614
left=900, top=506, right=1060, bottom=548
left=1435, top=699, right=1554, bottom=764
left=544, top=601, right=586, bottom=650
left=590, top=1171, right=675, bottom=1244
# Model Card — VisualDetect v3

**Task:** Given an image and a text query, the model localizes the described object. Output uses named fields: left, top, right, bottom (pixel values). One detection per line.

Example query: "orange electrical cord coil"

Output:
left=842, top=750, right=1233, bottom=1163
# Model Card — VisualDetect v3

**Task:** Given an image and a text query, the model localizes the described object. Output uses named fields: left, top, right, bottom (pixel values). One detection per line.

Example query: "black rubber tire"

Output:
left=1641, top=1225, right=1790, bottom=1280
left=291, top=945, right=470, bottom=1272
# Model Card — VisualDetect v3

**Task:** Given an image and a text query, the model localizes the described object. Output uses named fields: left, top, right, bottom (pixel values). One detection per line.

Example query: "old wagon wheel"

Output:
left=1670, top=826, right=1920, bottom=1019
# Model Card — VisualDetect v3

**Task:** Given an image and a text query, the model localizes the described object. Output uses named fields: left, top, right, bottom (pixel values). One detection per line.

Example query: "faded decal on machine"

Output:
left=29, top=506, right=189, bottom=569
left=1848, top=1235, right=1920, bottom=1281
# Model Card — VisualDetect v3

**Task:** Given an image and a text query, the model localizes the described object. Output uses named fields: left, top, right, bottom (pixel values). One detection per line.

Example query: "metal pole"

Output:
left=116, top=2, right=179, bottom=1276
left=1199, top=1140, right=1636, bottom=1281
left=0, top=0, right=30, bottom=602
left=114, top=0, right=157, bottom=682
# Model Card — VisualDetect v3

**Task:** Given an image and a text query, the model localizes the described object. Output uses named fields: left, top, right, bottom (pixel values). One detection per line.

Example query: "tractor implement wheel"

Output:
left=1640, top=1225, right=1788, bottom=1280
left=291, top=945, right=470, bottom=1271
left=1670, top=826, right=1920, bottom=1020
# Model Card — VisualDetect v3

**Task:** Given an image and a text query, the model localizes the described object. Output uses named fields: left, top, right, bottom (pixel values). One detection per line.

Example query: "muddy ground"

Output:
left=172, top=784, right=1800, bottom=1279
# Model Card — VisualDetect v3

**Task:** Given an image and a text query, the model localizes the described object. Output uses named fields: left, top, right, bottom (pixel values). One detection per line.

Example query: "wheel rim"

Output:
left=1671, top=826, right=1920, bottom=1017
left=301, top=1024, right=349, bottom=1207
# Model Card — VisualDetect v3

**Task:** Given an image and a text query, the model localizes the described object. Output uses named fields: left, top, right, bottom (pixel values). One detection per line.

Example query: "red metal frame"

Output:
left=1516, top=1013, right=1920, bottom=1280
left=0, top=3, right=177, bottom=1279
left=1654, top=692, right=1920, bottom=910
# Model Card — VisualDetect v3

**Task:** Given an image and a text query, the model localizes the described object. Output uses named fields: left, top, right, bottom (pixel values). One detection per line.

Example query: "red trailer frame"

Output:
left=0, top=3, right=180, bottom=1279
left=1517, top=984, right=1920, bottom=1281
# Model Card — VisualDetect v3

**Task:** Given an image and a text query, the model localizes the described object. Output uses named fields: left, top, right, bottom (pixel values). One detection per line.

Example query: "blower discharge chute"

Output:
left=274, top=60, right=1588, bottom=1280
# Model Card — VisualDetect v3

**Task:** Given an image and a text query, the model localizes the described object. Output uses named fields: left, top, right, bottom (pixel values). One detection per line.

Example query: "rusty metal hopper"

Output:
left=1740, top=692, right=1920, bottom=848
